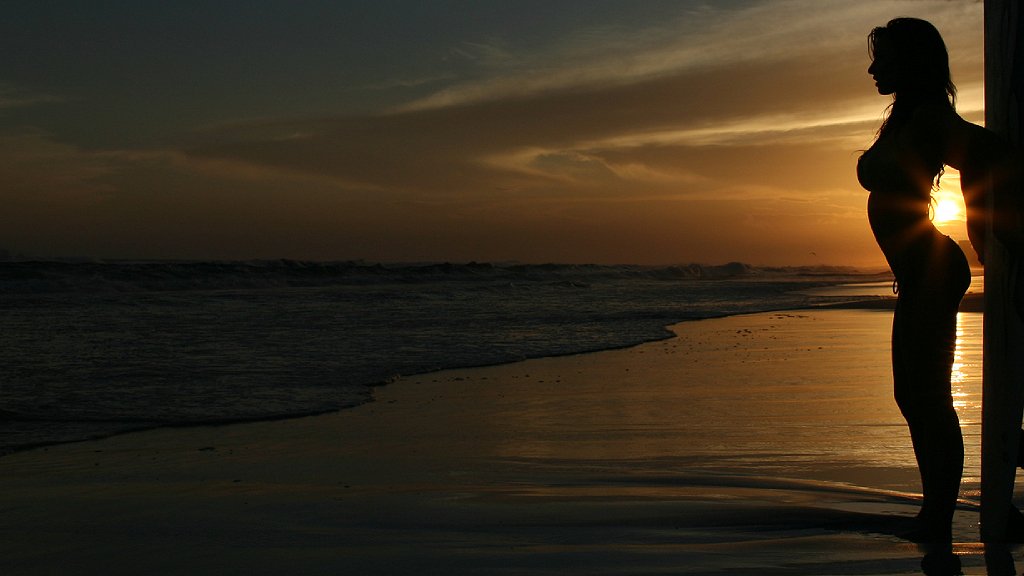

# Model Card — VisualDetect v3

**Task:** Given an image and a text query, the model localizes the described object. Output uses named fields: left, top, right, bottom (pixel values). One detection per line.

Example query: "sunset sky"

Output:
left=0, top=1, right=985, bottom=267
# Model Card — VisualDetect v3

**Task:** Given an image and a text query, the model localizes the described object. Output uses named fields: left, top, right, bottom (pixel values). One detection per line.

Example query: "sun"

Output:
left=933, top=195, right=965, bottom=224
left=931, top=170, right=967, bottom=227
left=930, top=172, right=970, bottom=240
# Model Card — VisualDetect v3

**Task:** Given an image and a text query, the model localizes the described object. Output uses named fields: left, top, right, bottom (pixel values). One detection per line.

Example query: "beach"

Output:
left=1, top=304, right=1014, bottom=575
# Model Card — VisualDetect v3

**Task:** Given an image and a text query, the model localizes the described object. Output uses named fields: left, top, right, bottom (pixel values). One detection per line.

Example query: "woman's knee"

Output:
left=894, top=386, right=958, bottom=427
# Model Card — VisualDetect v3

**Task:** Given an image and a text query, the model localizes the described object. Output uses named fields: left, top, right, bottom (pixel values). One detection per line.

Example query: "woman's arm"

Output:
left=937, top=111, right=1020, bottom=264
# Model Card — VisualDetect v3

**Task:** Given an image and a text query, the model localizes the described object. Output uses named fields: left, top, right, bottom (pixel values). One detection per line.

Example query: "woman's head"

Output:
left=868, top=18, right=956, bottom=105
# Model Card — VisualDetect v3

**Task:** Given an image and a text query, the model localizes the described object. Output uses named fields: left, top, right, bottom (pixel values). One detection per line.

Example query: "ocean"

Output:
left=0, top=260, right=892, bottom=456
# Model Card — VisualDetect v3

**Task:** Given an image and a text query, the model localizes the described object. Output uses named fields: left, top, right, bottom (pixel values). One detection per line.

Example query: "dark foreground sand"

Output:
left=2, top=307, right=1020, bottom=575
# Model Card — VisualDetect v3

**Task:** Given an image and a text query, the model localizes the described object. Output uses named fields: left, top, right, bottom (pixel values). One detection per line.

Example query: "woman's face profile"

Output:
left=868, top=37, right=898, bottom=96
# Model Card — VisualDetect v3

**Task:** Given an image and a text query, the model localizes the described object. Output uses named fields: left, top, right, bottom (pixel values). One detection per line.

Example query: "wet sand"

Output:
left=1, top=306, right=1018, bottom=575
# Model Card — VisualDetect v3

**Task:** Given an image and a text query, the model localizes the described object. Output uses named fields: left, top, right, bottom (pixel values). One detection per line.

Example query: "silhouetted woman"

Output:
left=858, top=17, right=1015, bottom=545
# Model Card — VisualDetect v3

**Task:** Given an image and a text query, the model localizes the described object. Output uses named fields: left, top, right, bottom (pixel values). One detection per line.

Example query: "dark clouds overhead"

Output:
left=0, top=1, right=984, bottom=265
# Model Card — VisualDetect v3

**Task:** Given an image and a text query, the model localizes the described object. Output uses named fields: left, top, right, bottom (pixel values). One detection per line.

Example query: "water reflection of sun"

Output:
left=951, top=311, right=983, bottom=488
left=951, top=312, right=969, bottom=410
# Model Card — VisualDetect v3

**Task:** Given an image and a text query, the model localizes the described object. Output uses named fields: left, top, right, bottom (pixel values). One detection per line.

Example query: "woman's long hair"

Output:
left=869, top=17, right=957, bottom=179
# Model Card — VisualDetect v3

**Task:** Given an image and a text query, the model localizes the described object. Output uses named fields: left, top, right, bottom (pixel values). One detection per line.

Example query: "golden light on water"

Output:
left=951, top=311, right=984, bottom=488
left=951, top=312, right=969, bottom=409
left=951, top=312, right=982, bottom=419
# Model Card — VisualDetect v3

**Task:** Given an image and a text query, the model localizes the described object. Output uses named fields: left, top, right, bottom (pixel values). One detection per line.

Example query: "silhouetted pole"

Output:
left=981, top=0, right=1024, bottom=543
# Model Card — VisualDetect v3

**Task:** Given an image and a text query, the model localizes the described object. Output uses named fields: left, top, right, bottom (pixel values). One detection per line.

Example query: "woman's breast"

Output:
left=858, top=151, right=903, bottom=193
left=858, top=138, right=934, bottom=254
left=857, top=142, right=931, bottom=195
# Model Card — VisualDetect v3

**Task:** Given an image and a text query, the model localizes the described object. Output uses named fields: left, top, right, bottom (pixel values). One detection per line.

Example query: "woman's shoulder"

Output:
left=907, top=101, right=960, bottom=133
left=902, top=101, right=973, bottom=157
left=908, top=102, right=1008, bottom=168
